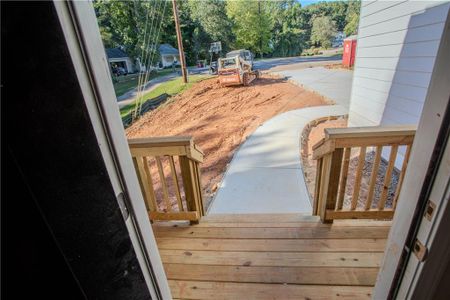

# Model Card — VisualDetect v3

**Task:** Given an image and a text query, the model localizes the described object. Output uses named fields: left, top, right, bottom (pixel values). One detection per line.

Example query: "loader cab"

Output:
left=226, top=49, right=253, bottom=68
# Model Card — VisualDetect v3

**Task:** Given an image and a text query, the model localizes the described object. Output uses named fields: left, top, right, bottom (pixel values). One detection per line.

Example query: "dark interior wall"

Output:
left=2, top=2, right=151, bottom=299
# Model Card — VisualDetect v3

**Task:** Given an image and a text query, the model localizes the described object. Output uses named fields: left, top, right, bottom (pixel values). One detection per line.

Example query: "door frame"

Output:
left=373, top=10, right=450, bottom=299
left=53, top=1, right=171, bottom=299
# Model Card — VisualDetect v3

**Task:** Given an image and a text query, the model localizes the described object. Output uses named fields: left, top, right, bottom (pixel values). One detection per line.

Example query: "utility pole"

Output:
left=258, top=0, right=263, bottom=59
left=172, top=0, right=188, bottom=83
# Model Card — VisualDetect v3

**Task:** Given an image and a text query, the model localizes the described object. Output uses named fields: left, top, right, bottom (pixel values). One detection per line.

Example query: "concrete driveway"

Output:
left=253, top=54, right=342, bottom=71
left=275, top=67, right=353, bottom=108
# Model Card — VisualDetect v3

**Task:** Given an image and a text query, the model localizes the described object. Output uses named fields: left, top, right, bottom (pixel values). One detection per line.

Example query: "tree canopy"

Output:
left=311, top=16, right=337, bottom=48
left=94, top=0, right=361, bottom=65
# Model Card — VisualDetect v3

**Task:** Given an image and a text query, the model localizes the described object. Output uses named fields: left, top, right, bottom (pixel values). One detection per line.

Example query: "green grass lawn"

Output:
left=120, top=74, right=212, bottom=119
left=113, top=68, right=181, bottom=97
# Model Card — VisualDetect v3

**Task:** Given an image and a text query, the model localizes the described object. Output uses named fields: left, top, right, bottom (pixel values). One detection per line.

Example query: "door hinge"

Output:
left=413, top=239, right=428, bottom=262
left=117, top=192, right=130, bottom=221
left=424, top=199, right=436, bottom=221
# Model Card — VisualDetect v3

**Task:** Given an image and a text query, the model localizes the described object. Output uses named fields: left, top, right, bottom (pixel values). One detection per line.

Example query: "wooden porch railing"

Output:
left=312, top=125, right=416, bottom=223
left=129, top=136, right=205, bottom=222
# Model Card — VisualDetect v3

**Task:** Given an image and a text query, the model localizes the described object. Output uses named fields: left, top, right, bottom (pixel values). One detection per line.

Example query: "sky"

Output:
left=298, top=0, right=341, bottom=7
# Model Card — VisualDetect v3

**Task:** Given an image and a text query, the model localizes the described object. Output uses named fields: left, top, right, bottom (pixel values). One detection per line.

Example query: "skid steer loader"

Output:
left=218, top=49, right=260, bottom=86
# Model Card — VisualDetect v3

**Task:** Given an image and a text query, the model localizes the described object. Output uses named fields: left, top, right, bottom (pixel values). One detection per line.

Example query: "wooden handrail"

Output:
left=312, top=125, right=416, bottom=223
left=313, top=125, right=416, bottom=160
left=129, top=136, right=205, bottom=222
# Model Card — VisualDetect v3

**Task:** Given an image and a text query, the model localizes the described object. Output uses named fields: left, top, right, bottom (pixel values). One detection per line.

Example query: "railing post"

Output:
left=179, top=156, right=203, bottom=222
left=319, top=149, right=343, bottom=223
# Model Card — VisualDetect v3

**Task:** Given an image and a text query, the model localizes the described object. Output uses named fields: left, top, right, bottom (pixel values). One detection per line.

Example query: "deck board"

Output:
left=153, top=226, right=390, bottom=239
left=169, top=280, right=373, bottom=300
left=165, top=264, right=378, bottom=286
left=160, top=250, right=383, bottom=267
left=154, top=216, right=390, bottom=299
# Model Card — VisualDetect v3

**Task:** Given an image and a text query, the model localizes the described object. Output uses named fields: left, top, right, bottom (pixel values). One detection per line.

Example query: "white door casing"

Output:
left=53, top=1, right=172, bottom=299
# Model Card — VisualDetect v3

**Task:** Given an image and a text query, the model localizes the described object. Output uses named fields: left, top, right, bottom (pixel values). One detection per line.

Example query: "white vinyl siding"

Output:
left=348, top=0, right=449, bottom=166
left=349, top=0, right=449, bottom=127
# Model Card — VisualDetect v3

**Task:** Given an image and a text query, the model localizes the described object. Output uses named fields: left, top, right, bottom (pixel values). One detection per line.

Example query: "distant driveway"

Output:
left=274, top=67, right=353, bottom=108
left=254, top=55, right=342, bottom=71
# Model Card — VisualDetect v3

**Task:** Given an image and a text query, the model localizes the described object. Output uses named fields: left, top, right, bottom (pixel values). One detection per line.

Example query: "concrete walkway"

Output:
left=208, top=105, right=348, bottom=214
left=275, top=67, right=353, bottom=108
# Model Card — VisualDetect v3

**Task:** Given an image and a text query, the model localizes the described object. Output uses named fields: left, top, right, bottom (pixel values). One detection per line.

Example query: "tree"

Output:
left=269, top=0, right=308, bottom=57
left=310, top=16, right=337, bottom=49
left=94, top=0, right=169, bottom=64
left=188, top=0, right=234, bottom=53
left=344, top=0, right=361, bottom=36
left=226, top=0, right=273, bottom=58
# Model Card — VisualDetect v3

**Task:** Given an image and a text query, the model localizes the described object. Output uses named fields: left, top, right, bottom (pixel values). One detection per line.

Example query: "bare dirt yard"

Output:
left=127, top=74, right=331, bottom=209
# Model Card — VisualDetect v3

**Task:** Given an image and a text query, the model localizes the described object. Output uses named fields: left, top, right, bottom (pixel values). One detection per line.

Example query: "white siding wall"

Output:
left=349, top=0, right=449, bottom=128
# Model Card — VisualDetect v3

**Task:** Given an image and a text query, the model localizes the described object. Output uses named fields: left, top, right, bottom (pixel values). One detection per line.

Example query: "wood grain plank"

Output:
left=393, top=144, right=412, bottom=209
left=153, top=226, right=390, bottom=239
left=149, top=211, right=199, bottom=221
left=365, top=146, right=382, bottom=210
left=200, top=214, right=320, bottom=223
left=132, top=156, right=156, bottom=212
left=324, top=148, right=344, bottom=219
left=378, top=145, right=398, bottom=209
left=326, top=209, right=394, bottom=220
left=351, top=147, right=367, bottom=210
left=164, top=264, right=378, bottom=286
left=179, top=220, right=393, bottom=228
left=168, top=156, right=183, bottom=211
left=169, top=280, right=373, bottom=299
left=156, top=238, right=388, bottom=252
left=160, top=250, right=383, bottom=267
left=155, top=156, right=171, bottom=211
left=313, top=157, right=323, bottom=215
left=337, top=147, right=351, bottom=210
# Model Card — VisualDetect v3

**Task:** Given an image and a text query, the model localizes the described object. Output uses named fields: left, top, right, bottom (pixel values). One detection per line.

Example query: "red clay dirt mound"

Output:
left=127, top=74, right=331, bottom=209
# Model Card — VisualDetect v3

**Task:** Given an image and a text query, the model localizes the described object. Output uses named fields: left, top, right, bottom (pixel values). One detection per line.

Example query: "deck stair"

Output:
left=152, top=213, right=391, bottom=299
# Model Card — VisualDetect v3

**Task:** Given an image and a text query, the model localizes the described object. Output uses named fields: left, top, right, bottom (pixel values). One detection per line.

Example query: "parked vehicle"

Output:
left=218, top=49, right=259, bottom=86
left=113, top=66, right=127, bottom=76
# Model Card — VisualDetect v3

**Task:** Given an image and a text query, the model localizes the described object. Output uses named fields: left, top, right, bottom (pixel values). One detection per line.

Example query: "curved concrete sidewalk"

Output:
left=208, top=105, right=348, bottom=214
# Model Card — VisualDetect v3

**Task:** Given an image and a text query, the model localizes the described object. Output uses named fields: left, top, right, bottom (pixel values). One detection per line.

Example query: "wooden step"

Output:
left=154, top=219, right=392, bottom=228
left=169, top=280, right=373, bottom=300
left=153, top=226, right=390, bottom=239
left=165, top=264, right=378, bottom=286
left=159, top=250, right=383, bottom=267
left=201, top=213, right=320, bottom=223
left=154, top=214, right=391, bottom=298
left=156, top=237, right=387, bottom=252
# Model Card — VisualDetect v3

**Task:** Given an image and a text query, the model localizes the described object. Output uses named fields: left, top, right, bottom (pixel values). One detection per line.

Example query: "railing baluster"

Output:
left=336, top=147, right=351, bottom=210
left=169, top=156, right=183, bottom=211
left=393, top=145, right=412, bottom=209
left=313, top=157, right=323, bottom=215
left=155, top=156, right=171, bottom=211
left=133, top=156, right=157, bottom=212
left=179, top=156, right=197, bottom=212
left=351, top=146, right=366, bottom=210
left=378, top=145, right=399, bottom=210
left=143, top=157, right=157, bottom=211
left=193, top=161, right=205, bottom=217
left=365, top=146, right=382, bottom=210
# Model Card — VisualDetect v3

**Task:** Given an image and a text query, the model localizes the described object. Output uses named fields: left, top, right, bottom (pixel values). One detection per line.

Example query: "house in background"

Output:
left=106, top=47, right=136, bottom=74
left=158, top=43, right=180, bottom=68
left=349, top=0, right=450, bottom=167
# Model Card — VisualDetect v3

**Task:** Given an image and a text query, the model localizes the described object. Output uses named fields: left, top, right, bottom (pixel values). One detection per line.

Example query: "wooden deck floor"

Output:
left=152, top=214, right=391, bottom=300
